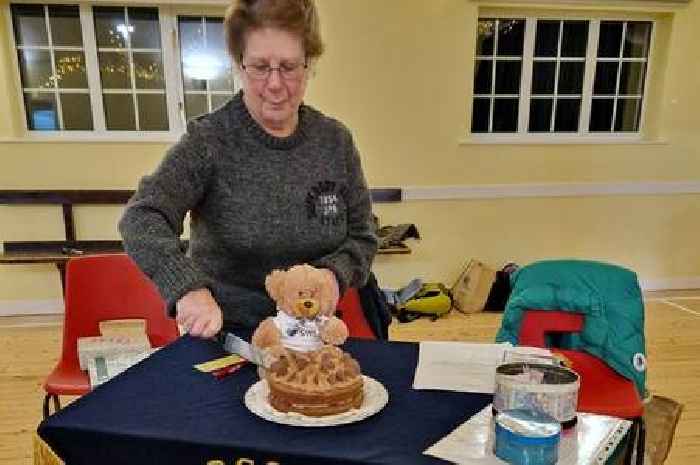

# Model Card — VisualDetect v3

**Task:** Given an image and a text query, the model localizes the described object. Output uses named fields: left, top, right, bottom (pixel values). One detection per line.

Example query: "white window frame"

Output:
left=5, top=2, right=236, bottom=142
left=468, top=16, right=656, bottom=144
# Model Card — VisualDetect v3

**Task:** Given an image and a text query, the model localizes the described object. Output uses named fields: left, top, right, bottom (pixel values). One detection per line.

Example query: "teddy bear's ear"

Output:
left=265, top=270, right=286, bottom=302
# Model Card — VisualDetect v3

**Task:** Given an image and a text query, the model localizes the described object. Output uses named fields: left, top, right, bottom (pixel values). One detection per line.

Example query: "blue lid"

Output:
left=495, top=409, right=561, bottom=446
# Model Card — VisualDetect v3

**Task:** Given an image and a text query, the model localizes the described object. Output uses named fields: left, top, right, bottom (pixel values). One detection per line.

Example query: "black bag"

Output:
left=357, top=272, right=392, bottom=339
left=483, top=263, right=518, bottom=312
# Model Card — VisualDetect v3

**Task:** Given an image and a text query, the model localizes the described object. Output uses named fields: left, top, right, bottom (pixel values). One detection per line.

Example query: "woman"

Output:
left=118, top=0, right=377, bottom=339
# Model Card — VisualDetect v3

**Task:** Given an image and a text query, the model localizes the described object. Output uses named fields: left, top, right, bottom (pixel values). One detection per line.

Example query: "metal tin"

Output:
left=494, top=362, right=579, bottom=424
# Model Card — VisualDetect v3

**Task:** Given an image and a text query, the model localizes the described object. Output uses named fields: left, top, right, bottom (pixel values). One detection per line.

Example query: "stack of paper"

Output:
left=424, top=404, right=632, bottom=465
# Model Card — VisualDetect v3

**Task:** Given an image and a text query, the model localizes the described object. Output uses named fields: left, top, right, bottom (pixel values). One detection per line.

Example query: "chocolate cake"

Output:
left=266, top=345, right=363, bottom=417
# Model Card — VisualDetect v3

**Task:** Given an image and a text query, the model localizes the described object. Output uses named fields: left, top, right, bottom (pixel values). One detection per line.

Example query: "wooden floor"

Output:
left=1, top=292, right=698, bottom=464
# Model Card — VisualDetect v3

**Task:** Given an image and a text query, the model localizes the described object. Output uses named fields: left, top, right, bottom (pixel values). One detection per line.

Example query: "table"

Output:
left=38, top=336, right=492, bottom=465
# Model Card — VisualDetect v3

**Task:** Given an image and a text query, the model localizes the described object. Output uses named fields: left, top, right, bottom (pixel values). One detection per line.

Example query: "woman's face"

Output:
left=239, top=27, right=308, bottom=136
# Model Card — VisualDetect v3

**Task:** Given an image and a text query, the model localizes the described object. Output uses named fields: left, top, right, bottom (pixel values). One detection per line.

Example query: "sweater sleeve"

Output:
left=118, top=121, right=214, bottom=315
left=313, top=130, right=378, bottom=294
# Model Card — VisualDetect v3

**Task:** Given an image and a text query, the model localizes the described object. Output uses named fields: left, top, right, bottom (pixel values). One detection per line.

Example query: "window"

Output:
left=9, top=3, right=237, bottom=136
left=471, top=17, right=653, bottom=137
left=11, top=4, right=93, bottom=130
left=178, top=16, right=237, bottom=121
left=93, top=6, right=168, bottom=131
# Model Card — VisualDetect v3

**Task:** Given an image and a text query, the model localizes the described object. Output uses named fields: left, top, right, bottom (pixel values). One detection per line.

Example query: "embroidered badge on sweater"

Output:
left=306, top=180, right=347, bottom=225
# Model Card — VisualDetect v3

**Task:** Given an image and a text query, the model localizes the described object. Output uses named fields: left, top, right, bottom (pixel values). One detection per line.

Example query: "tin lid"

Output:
left=495, top=409, right=561, bottom=445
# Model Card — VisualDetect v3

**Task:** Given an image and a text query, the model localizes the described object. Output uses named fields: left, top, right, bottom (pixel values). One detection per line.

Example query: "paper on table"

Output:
left=413, top=342, right=557, bottom=394
left=424, top=404, right=632, bottom=465
left=413, top=342, right=513, bottom=393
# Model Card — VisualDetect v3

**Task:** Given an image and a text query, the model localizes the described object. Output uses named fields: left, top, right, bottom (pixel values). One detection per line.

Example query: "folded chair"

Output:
left=43, top=254, right=179, bottom=418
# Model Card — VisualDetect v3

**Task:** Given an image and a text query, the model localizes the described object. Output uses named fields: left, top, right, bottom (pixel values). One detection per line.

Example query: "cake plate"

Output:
left=244, top=375, right=389, bottom=427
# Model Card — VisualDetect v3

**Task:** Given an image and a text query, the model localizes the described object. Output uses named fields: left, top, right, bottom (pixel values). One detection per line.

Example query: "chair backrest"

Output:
left=518, top=309, right=585, bottom=347
left=336, top=288, right=376, bottom=339
left=58, top=253, right=178, bottom=368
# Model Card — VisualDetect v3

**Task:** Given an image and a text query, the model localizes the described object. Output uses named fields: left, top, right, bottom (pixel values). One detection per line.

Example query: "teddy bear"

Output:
left=252, top=264, right=348, bottom=358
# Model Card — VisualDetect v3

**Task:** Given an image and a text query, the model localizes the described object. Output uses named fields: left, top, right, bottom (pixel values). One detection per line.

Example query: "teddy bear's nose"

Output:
left=304, top=301, right=313, bottom=309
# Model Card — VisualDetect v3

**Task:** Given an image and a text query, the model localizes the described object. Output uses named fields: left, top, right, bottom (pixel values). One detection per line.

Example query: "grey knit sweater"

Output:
left=118, top=92, right=377, bottom=329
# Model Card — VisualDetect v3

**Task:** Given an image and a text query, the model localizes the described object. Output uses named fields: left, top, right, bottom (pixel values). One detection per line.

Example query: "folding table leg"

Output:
left=622, top=417, right=645, bottom=465
left=43, top=394, right=61, bottom=419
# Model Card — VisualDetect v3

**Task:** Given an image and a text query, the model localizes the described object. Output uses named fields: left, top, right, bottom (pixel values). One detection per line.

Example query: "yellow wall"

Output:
left=1, top=0, right=699, bottom=310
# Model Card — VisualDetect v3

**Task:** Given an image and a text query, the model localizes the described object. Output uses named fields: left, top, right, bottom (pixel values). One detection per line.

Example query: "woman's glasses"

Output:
left=240, top=61, right=307, bottom=81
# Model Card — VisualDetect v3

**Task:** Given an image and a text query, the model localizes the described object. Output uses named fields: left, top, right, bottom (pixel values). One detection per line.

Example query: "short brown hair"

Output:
left=224, top=0, right=324, bottom=63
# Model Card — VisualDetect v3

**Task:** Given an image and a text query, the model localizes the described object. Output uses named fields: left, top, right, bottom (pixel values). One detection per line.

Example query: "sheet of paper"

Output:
left=424, top=404, right=632, bottom=465
left=413, top=342, right=513, bottom=393
left=413, top=342, right=557, bottom=394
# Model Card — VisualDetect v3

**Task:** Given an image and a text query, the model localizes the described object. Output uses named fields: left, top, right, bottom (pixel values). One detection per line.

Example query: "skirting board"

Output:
left=0, top=299, right=64, bottom=317
left=2, top=276, right=700, bottom=316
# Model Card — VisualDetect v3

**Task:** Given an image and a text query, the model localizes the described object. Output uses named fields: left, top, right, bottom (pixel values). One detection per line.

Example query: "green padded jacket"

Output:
left=495, top=259, right=647, bottom=396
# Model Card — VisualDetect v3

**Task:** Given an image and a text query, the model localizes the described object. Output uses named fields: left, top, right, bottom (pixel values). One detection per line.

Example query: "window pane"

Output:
left=624, top=22, right=652, bottom=58
left=497, top=19, right=524, bottom=56
left=589, top=98, right=614, bottom=131
left=211, top=94, right=232, bottom=110
left=531, top=61, right=556, bottom=94
left=619, top=62, right=646, bottom=95
left=495, top=60, right=521, bottom=94
left=492, top=98, right=518, bottom=132
left=54, top=51, right=88, bottom=89
left=17, top=49, right=53, bottom=89
left=128, top=8, right=160, bottom=49
left=184, top=93, right=207, bottom=120
left=103, top=93, right=135, bottom=130
left=24, top=92, right=58, bottom=130
left=94, top=7, right=127, bottom=49
left=133, top=52, right=164, bottom=89
left=49, top=5, right=82, bottom=47
left=615, top=98, right=641, bottom=132
left=471, top=98, right=490, bottom=132
left=535, top=20, right=559, bottom=58
left=209, top=71, right=234, bottom=92
left=473, top=59, right=492, bottom=94
left=179, top=16, right=203, bottom=47
left=593, top=62, right=619, bottom=94
left=529, top=98, right=553, bottom=132
left=179, top=18, right=208, bottom=91
left=98, top=51, right=131, bottom=89
left=60, top=93, right=93, bottom=130
left=554, top=98, right=580, bottom=132
left=11, top=5, right=48, bottom=46
left=561, top=21, right=588, bottom=58
left=476, top=19, right=495, bottom=56
left=205, top=18, right=225, bottom=52
left=558, top=62, right=584, bottom=95
left=598, top=21, right=623, bottom=58
left=137, top=94, right=168, bottom=130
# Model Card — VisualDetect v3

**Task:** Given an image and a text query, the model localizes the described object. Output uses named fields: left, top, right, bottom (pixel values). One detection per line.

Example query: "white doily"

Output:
left=244, top=375, right=389, bottom=427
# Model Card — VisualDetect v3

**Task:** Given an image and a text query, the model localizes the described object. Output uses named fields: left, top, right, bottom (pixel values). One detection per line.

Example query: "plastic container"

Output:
left=494, top=409, right=561, bottom=465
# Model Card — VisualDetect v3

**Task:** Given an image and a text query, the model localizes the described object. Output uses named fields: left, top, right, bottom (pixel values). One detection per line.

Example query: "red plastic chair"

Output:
left=519, top=309, right=645, bottom=464
left=336, top=288, right=376, bottom=339
left=43, top=254, right=179, bottom=418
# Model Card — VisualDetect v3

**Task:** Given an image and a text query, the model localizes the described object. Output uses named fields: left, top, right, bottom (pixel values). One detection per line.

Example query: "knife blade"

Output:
left=221, top=332, right=267, bottom=367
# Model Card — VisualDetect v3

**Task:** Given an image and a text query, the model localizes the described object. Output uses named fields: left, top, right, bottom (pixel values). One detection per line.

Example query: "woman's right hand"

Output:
left=176, top=288, right=223, bottom=338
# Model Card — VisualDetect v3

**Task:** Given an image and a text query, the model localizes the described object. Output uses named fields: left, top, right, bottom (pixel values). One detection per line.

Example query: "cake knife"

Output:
left=221, top=332, right=268, bottom=368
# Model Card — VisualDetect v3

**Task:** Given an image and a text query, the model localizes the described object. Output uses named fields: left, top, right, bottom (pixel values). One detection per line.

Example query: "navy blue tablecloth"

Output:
left=39, top=336, right=492, bottom=465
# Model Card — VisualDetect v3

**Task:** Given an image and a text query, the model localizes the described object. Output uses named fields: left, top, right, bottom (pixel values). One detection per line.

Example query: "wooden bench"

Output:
left=0, top=188, right=405, bottom=294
